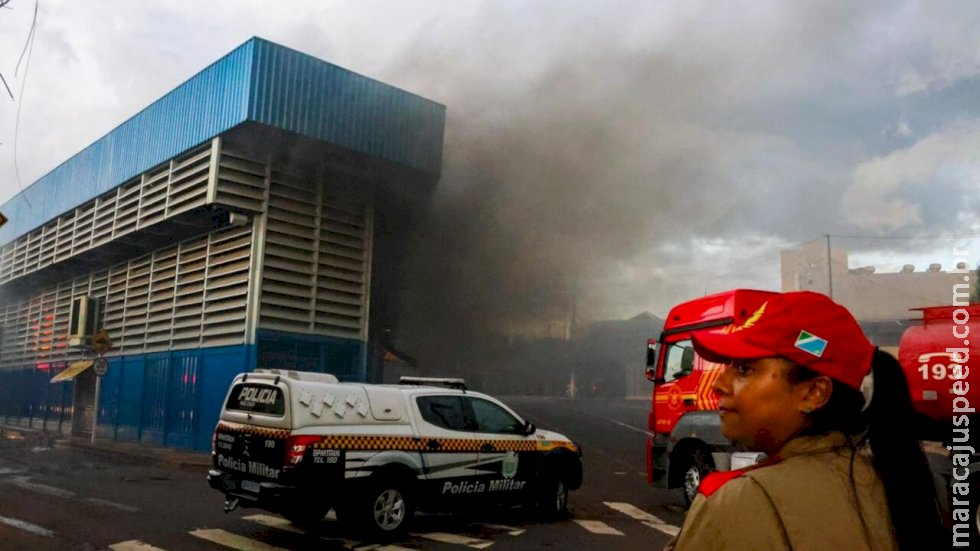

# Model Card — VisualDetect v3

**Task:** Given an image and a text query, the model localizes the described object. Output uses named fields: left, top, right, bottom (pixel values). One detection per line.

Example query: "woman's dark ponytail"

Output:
left=790, top=349, right=946, bottom=549
left=865, top=349, right=946, bottom=550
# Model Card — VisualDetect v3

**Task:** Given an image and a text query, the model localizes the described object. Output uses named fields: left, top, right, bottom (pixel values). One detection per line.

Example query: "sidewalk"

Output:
left=1, top=423, right=211, bottom=469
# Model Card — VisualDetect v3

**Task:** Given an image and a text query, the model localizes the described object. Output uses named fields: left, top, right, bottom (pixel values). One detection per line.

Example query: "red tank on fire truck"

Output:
left=645, top=290, right=977, bottom=512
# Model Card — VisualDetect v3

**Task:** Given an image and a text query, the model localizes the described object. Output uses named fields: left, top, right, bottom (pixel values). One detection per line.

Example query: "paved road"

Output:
left=0, top=397, right=682, bottom=550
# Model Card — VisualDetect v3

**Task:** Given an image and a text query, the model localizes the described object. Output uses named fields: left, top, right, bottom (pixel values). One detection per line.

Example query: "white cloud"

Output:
left=842, top=120, right=980, bottom=230
left=895, top=116, right=911, bottom=136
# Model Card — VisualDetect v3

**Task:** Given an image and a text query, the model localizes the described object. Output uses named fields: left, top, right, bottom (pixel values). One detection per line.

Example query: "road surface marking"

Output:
left=604, top=502, right=680, bottom=536
left=5, top=476, right=74, bottom=498
left=109, top=540, right=167, bottom=551
left=84, top=497, right=141, bottom=512
left=3, top=476, right=140, bottom=512
left=596, top=415, right=656, bottom=437
left=473, top=522, right=526, bottom=536
left=189, top=528, right=290, bottom=550
left=573, top=520, right=624, bottom=535
left=241, top=514, right=305, bottom=534
left=240, top=516, right=410, bottom=550
left=413, top=532, right=494, bottom=549
left=0, top=514, right=54, bottom=537
left=343, top=543, right=414, bottom=550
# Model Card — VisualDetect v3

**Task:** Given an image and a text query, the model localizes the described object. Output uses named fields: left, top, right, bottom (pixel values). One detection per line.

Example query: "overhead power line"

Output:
left=13, top=0, right=39, bottom=208
left=830, top=233, right=980, bottom=240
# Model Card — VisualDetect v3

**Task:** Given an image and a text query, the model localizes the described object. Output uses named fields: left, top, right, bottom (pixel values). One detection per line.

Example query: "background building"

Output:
left=781, top=240, right=975, bottom=345
left=0, top=38, right=445, bottom=451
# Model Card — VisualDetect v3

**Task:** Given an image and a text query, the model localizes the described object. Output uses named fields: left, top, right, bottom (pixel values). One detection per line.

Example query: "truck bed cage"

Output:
left=399, top=376, right=467, bottom=391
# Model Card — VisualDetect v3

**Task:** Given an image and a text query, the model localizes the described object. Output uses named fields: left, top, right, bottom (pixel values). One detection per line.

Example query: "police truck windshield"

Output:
left=226, top=384, right=285, bottom=415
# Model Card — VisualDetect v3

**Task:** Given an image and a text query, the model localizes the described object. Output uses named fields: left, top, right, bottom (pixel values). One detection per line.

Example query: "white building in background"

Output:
left=781, top=241, right=975, bottom=322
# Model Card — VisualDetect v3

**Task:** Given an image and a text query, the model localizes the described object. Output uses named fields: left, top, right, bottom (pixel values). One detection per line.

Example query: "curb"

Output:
left=56, top=438, right=212, bottom=470
left=3, top=423, right=210, bottom=470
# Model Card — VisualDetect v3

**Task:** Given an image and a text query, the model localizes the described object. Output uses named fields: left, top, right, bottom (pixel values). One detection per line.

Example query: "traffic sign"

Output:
left=93, top=357, right=108, bottom=377
left=91, top=330, right=114, bottom=355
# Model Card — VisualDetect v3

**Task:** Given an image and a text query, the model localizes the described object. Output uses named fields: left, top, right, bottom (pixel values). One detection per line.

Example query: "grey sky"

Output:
left=0, top=0, right=977, bottom=322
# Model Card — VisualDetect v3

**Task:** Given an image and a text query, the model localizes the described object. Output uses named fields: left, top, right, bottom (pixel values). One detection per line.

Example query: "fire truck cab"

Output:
left=644, top=289, right=774, bottom=504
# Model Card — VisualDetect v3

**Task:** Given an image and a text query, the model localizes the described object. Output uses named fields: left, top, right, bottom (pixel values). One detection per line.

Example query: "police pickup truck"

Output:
left=207, top=371, right=582, bottom=537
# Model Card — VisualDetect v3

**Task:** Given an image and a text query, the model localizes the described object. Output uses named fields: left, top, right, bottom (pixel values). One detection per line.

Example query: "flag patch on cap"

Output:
left=795, top=331, right=828, bottom=357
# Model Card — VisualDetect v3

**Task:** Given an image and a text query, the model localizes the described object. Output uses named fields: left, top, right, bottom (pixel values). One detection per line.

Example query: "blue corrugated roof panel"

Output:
left=249, top=39, right=446, bottom=177
left=0, top=37, right=446, bottom=246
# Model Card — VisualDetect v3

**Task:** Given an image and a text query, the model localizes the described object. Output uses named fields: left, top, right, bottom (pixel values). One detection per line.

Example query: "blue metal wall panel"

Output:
left=27, top=366, right=48, bottom=422
left=140, top=354, right=170, bottom=446
left=97, top=358, right=122, bottom=439
left=0, top=42, right=254, bottom=246
left=0, top=343, right=258, bottom=450
left=249, top=39, right=445, bottom=177
left=165, top=352, right=198, bottom=449
left=195, top=345, right=254, bottom=451
left=115, top=356, right=145, bottom=442
left=256, top=330, right=365, bottom=381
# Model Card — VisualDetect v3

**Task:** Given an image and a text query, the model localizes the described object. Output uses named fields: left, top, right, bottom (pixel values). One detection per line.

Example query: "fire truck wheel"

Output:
left=682, top=449, right=714, bottom=507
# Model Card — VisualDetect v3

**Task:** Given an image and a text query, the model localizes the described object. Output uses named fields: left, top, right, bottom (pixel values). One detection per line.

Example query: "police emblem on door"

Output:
left=502, top=451, right=518, bottom=479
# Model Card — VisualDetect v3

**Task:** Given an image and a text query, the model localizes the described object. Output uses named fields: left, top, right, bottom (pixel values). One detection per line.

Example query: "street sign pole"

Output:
left=91, top=374, right=100, bottom=445
left=90, top=356, right=108, bottom=445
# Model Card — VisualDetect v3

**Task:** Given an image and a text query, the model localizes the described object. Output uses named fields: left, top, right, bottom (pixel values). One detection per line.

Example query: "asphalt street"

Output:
left=0, top=397, right=683, bottom=550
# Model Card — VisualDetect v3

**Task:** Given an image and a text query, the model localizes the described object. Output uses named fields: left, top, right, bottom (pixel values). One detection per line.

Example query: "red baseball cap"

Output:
left=691, top=291, right=874, bottom=390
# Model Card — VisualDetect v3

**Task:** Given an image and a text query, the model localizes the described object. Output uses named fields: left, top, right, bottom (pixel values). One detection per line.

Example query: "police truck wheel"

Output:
left=682, top=449, right=713, bottom=506
left=534, top=476, right=569, bottom=521
left=351, top=479, right=413, bottom=539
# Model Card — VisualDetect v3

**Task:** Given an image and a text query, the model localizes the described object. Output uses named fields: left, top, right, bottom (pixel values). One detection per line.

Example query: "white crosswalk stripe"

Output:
left=573, top=519, right=624, bottom=535
left=117, top=502, right=680, bottom=550
left=241, top=514, right=305, bottom=535
left=109, top=540, right=167, bottom=551
left=472, top=522, right=526, bottom=536
left=189, top=528, right=291, bottom=550
left=240, top=515, right=413, bottom=550
left=603, top=501, right=681, bottom=536
left=413, top=532, right=494, bottom=549
left=0, top=514, right=54, bottom=538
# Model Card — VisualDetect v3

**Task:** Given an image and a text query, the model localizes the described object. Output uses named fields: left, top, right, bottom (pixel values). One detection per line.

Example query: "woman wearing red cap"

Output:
left=664, top=291, right=944, bottom=551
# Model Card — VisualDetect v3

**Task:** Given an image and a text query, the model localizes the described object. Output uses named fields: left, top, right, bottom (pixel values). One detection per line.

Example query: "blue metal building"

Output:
left=0, top=38, right=445, bottom=451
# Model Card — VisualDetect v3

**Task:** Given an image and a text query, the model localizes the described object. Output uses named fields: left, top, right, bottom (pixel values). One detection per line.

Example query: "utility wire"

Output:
left=830, top=233, right=980, bottom=240
left=0, top=0, right=18, bottom=100
left=0, top=72, right=12, bottom=100
left=15, top=1, right=37, bottom=76
left=13, top=0, right=38, bottom=208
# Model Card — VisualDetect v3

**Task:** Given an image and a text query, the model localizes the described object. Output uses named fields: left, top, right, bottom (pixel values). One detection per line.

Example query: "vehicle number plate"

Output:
left=241, top=480, right=261, bottom=493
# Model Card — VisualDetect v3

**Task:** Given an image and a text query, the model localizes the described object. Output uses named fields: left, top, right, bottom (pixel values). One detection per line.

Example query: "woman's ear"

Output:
left=799, top=376, right=833, bottom=414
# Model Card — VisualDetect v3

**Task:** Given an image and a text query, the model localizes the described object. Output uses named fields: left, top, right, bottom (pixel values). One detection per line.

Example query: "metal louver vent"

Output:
left=0, top=144, right=213, bottom=287
left=0, top=224, right=254, bottom=367
left=258, top=169, right=371, bottom=340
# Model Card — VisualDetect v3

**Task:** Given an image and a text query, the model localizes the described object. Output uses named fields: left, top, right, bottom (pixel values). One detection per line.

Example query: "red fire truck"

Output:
left=645, top=290, right=978, bottom=514
left=643, top=289, right=774, bottom=504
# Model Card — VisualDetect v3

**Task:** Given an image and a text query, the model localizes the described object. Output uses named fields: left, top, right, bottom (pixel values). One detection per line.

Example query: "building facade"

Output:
left=0, top=38, right=445, bottom=451
left=781, top=241, right=976, bottom=346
